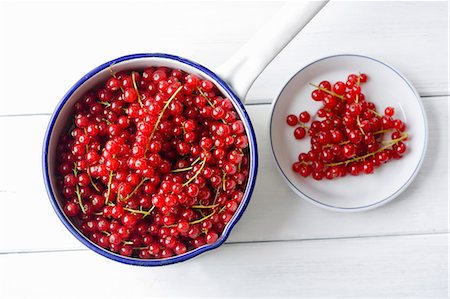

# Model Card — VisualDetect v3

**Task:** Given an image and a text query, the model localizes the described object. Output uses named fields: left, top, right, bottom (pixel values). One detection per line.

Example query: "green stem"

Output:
left=373, top=129, right=389, bottom=135
left=123, top=205, right=155, bottom=218
left=73, top=163, right=86, bottom=214
left=356, top=115, right=365, bottom=136
left=108, top=65, right=124, bottom=93
left=197, top=87, right=215, bottom=107
left=369, top=109, right=382, bottom=117
left=299, top=123, right=309, bottom=129
left=74, top=185, right=85, bottom=214
left=132, top=72, right=143, bottom=108
left=325, top=133, right=408, bottom=167
left=121, top=178, right=148, bottom=201
left=142, top=205, right=156, bottom=218
left=352, top=89, right=366, bottom=136
left=222, top=171, right=227, bottom=191
left=108, top=65, right=116, bottom=78
left=86, top=167, right=100, bottom=192
left=323, top=140, right=351, bottom=148
left=104, top=170, right=113, bottom=205
left=354, top=93, right=365, bottom=136
left=149, top=85, right=183, bottom=141
left=212, top=188, right=221, bottom=205
left=133, top=246, right=149, bottom=250
left=182, top=156, right=207, bottom=187
left=192, top=204, right=219, bottom=209
left=191, top=156, right=201, bottom=166
left=171, top=156, right=202, bottom=173
left=237, top=150, right=242, bottom=172
left=309, top=83, right=345, bottom=100
left=170, top=166, right=193, bottom=173
left=166, top=207, right=216, bottom=228
left=189, top=210, right=216, bottom=225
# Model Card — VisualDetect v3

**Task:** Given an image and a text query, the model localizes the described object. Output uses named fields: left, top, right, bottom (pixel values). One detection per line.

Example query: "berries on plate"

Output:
left=287, top=73, right=409, bottom=180
left=56, top=66, right=250, bottom=259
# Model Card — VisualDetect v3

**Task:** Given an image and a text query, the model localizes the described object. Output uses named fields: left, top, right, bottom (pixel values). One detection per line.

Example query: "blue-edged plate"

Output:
left=270, top=54, right=427, bottom=212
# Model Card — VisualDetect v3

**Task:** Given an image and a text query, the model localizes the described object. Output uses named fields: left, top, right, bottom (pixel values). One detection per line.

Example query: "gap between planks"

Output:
left=0, top=94, right=447, bottom=117
left=2, top=231, right=448, bottom=256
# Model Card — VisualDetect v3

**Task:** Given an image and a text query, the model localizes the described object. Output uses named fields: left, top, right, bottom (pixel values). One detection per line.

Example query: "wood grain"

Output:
left=248, top=1, right=449, bottom=102
left=0, top=97, right=447, bottom=253
left=0, top=234, right=447, bottom=298
left=0, top=2, right=448, bottom=115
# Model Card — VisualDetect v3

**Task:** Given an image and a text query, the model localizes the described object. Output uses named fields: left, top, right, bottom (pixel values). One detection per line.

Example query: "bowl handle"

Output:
left=216, top=1, right=328, bottom=102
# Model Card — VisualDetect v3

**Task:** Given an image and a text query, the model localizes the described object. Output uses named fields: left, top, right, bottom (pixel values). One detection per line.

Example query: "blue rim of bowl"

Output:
left=269, top=54, right=428, bottom=212
left=42, top=53, right=258, bottom=266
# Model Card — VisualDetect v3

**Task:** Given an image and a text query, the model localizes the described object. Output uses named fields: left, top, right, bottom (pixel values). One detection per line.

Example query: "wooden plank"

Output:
left=248, top=1, right=449, bottom=102
left=0, top=97, right=447, bottom=253
left=0, top=2, right=448, bottom=115
left=0, top=234, right=447, bottom=298
left=0, top=1, right=282, bottom=115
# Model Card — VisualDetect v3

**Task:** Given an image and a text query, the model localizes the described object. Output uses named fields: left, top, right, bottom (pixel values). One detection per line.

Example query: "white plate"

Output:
left=269, top=54, right=428, bottom=212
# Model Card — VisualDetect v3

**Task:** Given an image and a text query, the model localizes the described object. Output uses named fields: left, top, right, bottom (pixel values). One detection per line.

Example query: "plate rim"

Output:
left=269, top=53, right=429, bottom=212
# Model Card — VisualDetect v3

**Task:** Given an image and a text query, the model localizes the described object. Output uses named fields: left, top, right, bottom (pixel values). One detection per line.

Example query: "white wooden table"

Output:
left=0, top=1, right=448, bottom=298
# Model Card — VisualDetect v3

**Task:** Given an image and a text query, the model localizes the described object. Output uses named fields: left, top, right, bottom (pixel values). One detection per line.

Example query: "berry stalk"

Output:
left=123, top=205, right=155, bottom=218
left=121, top=177, right=149, bottom=201
left=149, top=85, right=183, bottom=141
left=131, top=72, right=143, bottom=108
left=72, top=163, right=86, bottom=214
left=309, top=83, right=345, bottom=100
left=325, top=133, right=408, bottom=167
left=182, top=155, right=207, bottom=187
left=104, top=170, right=114, bottom=205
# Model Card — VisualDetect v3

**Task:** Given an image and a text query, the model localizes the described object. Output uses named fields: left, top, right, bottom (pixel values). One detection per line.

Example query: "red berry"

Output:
left=359, top=73, right=368, bottom=82
left=123, top=87, right=138, bottom=103
left=318, top=81, right=331, bottom=90
left=385, top=107, right=395, bottom=117
left=333, top=81, right=346, bottom=95
left=395, top=142, right=407, bottom=155
left=323, top=95, right=337, bottom=109
left=347, top=74, right=358, bottom=83
left=342, top=144, right=356, bottom=158
left=393, top=119, right=406, bottom=131
left=311, top=89, right=325, bottom=101
left=286, top=114, right=298, bottom=126
left=299, top=111, right=310, bottom=123
left=294, top=127, right=306, bottom=140
left=312, top=170, right=324, bottom=180
left=205, top=231, right=219, bottom=244
left=64, top=202, right=80, bottom=217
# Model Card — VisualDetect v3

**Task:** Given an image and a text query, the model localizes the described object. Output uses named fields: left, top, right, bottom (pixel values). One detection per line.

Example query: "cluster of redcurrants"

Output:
left=57, top=66, right=250, bottom=258
left=286, top=73, right=408, bottom=180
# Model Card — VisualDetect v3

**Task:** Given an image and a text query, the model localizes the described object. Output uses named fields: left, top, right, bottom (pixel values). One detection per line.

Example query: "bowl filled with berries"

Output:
left=42, top=53, right=259, bottom=266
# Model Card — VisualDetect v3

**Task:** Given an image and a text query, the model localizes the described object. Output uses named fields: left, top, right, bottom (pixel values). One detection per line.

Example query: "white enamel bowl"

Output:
left=43, top=54, right=258, bottom=266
